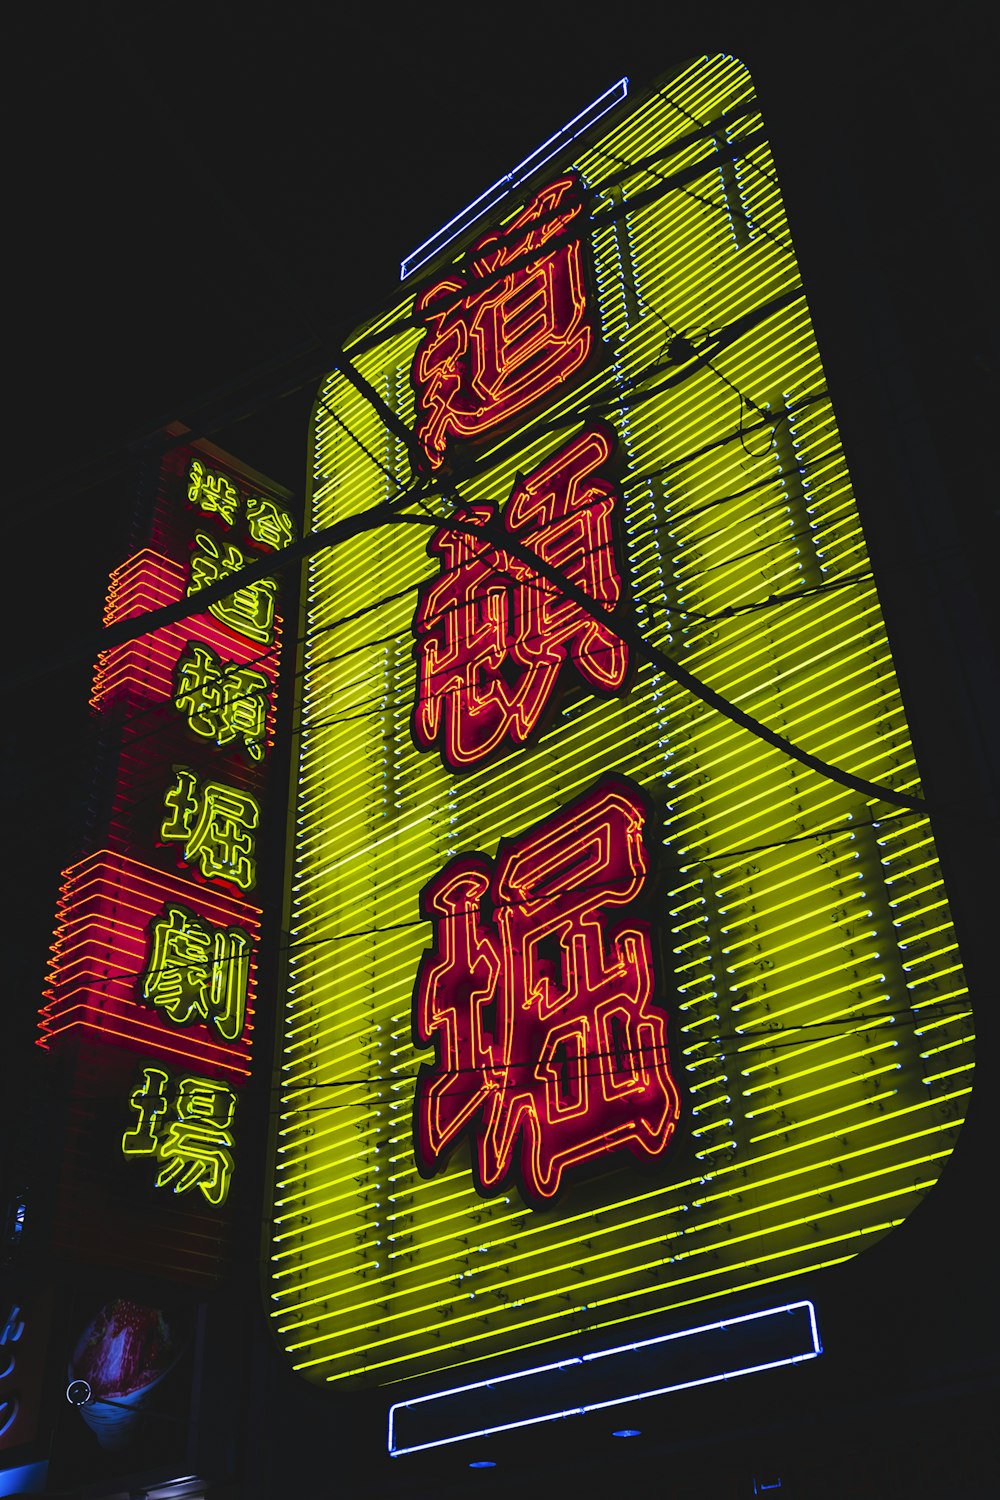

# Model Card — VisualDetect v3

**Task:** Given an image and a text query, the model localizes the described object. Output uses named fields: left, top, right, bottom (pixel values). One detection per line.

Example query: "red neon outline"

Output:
left=91, top=548, right=281, bottom=726
left=412, top=423, right=630, bottom=769
left=413, top=777, right=681, bottom=1204
left=411, top=174, right=597, bottom=472
left=38, top=850, right=260, bottom=1082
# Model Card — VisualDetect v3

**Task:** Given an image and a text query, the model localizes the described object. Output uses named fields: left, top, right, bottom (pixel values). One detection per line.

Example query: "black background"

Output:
left=4, top=3, right=998, bottom=1496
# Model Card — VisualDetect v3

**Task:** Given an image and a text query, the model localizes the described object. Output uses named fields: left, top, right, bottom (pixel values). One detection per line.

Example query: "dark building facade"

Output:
left=3, top=16, right=995, bottom=1500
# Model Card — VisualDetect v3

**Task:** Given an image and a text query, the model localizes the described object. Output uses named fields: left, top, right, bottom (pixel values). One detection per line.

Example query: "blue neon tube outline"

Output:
left=399, top=77, right=629, bottom=281
left=387, top=1300, right=821, bottom=1457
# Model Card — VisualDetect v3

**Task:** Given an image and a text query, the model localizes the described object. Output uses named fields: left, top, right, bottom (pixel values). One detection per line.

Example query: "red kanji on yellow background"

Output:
left=411, top=174, right=596, bottom=472
left=413, top=423, right=629, bottom=769
left=413, top=777, right=680, bottom=1204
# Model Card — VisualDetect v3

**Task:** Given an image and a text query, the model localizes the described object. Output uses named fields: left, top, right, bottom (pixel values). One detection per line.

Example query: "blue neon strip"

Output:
left=0, top=1462, right=48, bottom=1496
left=399, top=77, right=629, bottom=281
left=387, top=1300, right=821, bottom=1457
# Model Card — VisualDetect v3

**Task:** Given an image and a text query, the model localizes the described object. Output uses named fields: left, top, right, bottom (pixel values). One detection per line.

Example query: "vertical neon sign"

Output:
left=41, top=439, right=294, bottom=1258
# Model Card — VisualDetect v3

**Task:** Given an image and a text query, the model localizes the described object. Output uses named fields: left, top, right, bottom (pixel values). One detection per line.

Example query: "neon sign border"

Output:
left=387, top=1299, right=822, bottom=1456
left=399, top=77, right=629, bottom=281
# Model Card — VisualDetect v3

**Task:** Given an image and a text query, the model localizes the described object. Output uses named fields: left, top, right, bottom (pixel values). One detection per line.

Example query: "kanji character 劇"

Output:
left=141, top=903, right=252, bottom=1042
left=160, top=767, right=260, bottom=891
left=413, top=778, right=680, bottom=1204
left=174, top=642, right=271, bottom=761
left=187, top=459, right=240, bottom=525
left=412, top=174, right=596, bottom=472
left=155, top=1077, right=237, bottom=1206
left=246, top=495, right=295, bottom=551
left=188, top=531, right=277, bottom=644
left=413, top=423, right=629, bottom=769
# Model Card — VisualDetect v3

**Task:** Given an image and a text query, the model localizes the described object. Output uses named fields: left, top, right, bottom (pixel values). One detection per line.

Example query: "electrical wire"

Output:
left=40, top=804, right=929, bottom=998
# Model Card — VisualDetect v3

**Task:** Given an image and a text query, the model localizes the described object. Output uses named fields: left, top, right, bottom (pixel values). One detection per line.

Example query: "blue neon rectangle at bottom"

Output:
left=388, top=1300, right=821, bottom=1457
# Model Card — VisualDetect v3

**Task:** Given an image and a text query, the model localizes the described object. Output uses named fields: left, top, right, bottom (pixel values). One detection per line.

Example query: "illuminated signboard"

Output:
left=40, top=439, right=294, bottom=1276
left=270, top=54, right=974, bottom=1388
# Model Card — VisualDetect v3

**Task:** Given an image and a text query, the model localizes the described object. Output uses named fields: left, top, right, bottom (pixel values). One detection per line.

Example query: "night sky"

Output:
left=7, top=1, right=991, bottom=502
left=3, top=5, right=996, bottom=1491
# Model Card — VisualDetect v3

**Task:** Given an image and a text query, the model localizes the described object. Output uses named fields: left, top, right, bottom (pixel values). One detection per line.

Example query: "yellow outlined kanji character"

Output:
left=188, top=532, right=276, bottom=644
left=187, top=459, right=240, bottom=525
left=173, top=643, right=270, bottom=762
left=246, top=495, right=295, bottom=551
left=161, top=768, right=260, bottom=891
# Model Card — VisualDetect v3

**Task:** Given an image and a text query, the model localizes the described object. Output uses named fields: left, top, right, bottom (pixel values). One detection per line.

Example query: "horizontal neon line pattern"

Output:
left=91, top=548, right=282, bottom=724
left=39, top=849, right=261, bottom=1080
left=272, top=52, right=973, bottom=1390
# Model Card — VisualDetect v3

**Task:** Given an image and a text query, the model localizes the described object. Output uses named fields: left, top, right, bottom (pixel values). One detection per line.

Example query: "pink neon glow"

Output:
left=414, top=777, right=680, bottom=1203
left=39, top=850, right=260, bottom=1081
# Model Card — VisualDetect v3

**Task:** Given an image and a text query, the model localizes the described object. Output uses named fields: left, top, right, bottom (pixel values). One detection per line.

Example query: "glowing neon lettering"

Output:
left=246, top=494, right=295, bottom=551
left=174, top=642, right=271, bottom=761
left=187, top=459, right=240, bottom=525
left=0, top=1393, right=17, bottom=1442
left=411, top=174, right=596, bottom=471
left=413, top=423, right=629, bottom=769
left=122, top=1066, right=170, bottom=1154
left=161, top=767, right=260, bottom=891
left=188, top=531, right=277, bottom=644
left=122, top=1066, right=237, bottom=1207
left=0, top=1305, right=24, bottom=1391
left=413, top=777, right=680, bottom=1204
left=141, top=902, right=252, bottom=1042
left=0, top=1308, right=24, bottom=1351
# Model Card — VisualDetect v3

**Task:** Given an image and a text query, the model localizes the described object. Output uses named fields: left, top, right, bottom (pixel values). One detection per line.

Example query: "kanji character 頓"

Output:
left=413, top=777, right=680, bottom=1204
left=187, top=459, right=240, bottom=525
left=413, top=423, right=629, bottom=769
left=188, top=531, right=277, bottom=644
left=174, top=642, right=271, bottom=761
left=160, top=767, right=260, bottom=891
left=411, top=174, right=596, bottom=472
left=141, top=903, right=252, bottom=1042
left=246, top=494, right=295, bottom=551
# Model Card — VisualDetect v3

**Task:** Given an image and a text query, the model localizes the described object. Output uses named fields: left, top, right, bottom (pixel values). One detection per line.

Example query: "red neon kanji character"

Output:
left=413, top=778, right=680, bottom=1204
left=413, top=423, right=629, bottom=769
left=412, top=174, right=596, bottom=472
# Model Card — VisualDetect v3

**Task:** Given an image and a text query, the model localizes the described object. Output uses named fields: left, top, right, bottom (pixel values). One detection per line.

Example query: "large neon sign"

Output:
left=41, top=443, right=294, bottom=1269
left=273, top=55, right=974, bottom=1390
